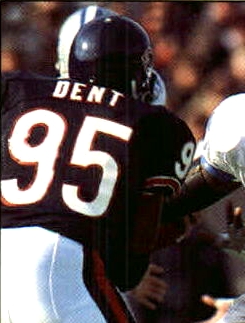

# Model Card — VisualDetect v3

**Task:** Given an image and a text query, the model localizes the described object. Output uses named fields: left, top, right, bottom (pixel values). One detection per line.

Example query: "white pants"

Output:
left=1, top=227, right=107, bottom=323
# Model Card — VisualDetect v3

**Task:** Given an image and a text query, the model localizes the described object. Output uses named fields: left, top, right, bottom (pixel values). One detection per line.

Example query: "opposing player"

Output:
left=1, top=15, right=195, bottom=323
left=161, top=93, right=245, bottom=323
left=162, top=93, right=245, bottom=223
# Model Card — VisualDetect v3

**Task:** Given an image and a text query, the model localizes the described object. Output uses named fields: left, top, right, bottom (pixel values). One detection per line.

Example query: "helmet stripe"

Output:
left=82, top=5, right=98, bottom=24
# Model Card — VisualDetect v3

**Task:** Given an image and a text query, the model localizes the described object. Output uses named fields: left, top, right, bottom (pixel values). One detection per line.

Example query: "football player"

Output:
left=161, top=93, right=245, bottom=323
left=57, top=4, right=170, bottom=315
left=1, top=15, right=195, bottom=323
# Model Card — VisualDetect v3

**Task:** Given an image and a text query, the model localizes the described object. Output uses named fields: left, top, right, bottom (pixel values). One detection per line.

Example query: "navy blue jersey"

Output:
left=1, top=71, right=195, bottom=287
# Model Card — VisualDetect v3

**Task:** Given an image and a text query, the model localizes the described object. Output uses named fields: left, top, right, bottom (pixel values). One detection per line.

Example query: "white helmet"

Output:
left=56, top=5, right=117, bottom=78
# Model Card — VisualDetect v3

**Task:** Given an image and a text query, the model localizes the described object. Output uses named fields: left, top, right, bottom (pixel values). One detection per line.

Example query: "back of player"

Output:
left=1, top=15, right=195, bottom=323
left=1, top=71, right=135, bottom=323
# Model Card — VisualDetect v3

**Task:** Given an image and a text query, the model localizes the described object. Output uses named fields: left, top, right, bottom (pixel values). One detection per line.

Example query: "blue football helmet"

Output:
left=57, top=5, right=167, bottom=105
left=69, top=15, right=155, bottom=102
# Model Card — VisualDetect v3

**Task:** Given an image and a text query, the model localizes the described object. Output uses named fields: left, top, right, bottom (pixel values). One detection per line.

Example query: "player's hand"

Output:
left=130, top=264, right=168, bottom=310
left=197, top=294, right=234, bottom=323
left=227, top=206, right=244, bottom=231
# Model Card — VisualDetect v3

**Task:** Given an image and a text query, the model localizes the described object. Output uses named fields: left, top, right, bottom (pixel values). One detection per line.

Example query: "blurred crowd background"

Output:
left=2, top=1, right=245, bottom=141
left=2, top=3, right=245, bottom=321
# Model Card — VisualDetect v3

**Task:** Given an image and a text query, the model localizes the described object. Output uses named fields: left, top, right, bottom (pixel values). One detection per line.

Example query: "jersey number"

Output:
left=1, top=109, right=132, bottom=217
left=175, top=141, right=195, bottom=180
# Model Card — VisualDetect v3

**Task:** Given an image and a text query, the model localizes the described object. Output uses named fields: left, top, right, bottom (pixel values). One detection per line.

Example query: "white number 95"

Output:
left=1, top=108, right=132, bottom=217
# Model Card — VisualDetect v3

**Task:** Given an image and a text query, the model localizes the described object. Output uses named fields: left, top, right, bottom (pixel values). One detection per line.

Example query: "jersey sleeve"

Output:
left=136, top=111, right=196, bottom=196
left=105, top=110, right=196, bottom=290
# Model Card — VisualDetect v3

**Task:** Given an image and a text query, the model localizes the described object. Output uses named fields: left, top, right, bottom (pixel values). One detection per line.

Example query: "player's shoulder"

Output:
left=2, top=70, right=58, bottom=91
left=126, top=94, right=188, bottom=125
left=126, top=97, right=195, bottom=143
left=1, top=70, right=57, bottom=114
left=144, top=100, right=194, bottom=137
left=2, top=70, right=25, bottom=82
left=2, top=70, right=53, bottom=82
left=1, top=70, right=25, bottom=97
left=2, top=70, right=55, bottom=94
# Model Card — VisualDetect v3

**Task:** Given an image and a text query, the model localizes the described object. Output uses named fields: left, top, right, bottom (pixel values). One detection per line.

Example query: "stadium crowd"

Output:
left=2, top=1, right=245, bottom=141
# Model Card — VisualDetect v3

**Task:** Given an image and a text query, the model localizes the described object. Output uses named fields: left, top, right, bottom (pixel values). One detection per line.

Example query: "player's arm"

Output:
left=161, top=162, right=241, bottom=224
left=111, top=112, right=195, bottom=290
left=130, top=111, right=196, bottom=254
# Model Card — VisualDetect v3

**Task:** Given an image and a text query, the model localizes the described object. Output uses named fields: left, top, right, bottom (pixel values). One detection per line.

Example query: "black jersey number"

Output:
left=1, top=108, right=133, bottom=217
